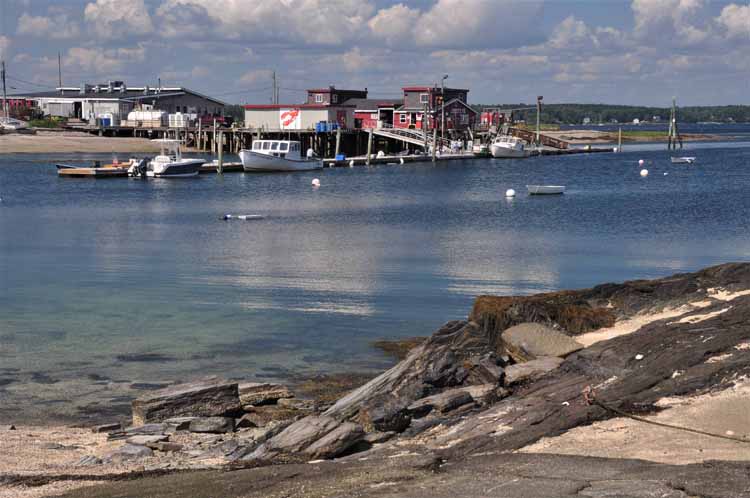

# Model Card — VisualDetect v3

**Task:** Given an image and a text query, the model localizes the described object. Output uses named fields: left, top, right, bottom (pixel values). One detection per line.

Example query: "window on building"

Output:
left=399, top=114, right=407, bottom=124
left=332, top=94, right=338, bottom=104
left=315, top=94, right=323, bottom=103
left=420, top=93, right=429, bottom=104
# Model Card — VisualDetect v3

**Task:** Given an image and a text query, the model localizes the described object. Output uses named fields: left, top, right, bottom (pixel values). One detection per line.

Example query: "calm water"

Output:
left=1, top=140, right=749, bottom=420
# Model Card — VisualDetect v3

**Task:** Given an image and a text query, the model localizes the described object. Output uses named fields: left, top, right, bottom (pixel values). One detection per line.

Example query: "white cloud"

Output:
left=157, top=0, right=374, bottom=45
left=0, top=36, right=9, bottom=59
left=415, top=0, right=543, bottom=48
left=239, top=69, right=273, bottom=85
left=717, top=3, right=750, bottom=38
left=64, top=44, right=147, bottom=74
left=631, top=0, right=709, bottom=45
left=84, top=0, right=153, bottom=39
left=17, top=11, right=81, bottom=39
left=368, top=3, right=420, bottom=46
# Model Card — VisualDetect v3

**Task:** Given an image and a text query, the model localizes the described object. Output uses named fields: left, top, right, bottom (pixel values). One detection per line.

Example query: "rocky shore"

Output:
left=3, top=263, right=750, bottom=497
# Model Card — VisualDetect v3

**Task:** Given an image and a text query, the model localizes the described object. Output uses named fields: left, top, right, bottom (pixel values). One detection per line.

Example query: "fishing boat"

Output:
left=128, top=140, right=204, bottom=178
left=670, top=156, right=696, bottom=164
left=239, top=140, right=322, bottom=172
left=489, top=135, right=529, bottom=158
left=527, top=185, right=565, bottom=195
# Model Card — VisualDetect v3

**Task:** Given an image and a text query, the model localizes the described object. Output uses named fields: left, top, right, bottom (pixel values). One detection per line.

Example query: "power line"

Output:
left=6, top=75, right=57, bottom=89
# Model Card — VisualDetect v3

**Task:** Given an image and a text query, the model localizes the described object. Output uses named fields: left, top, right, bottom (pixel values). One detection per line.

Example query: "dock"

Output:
left=57, top=167, right=129, bottom=178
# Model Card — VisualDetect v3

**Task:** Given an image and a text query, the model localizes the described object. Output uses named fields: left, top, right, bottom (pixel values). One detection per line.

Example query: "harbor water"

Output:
left=1, top=139, right=749, bottom=422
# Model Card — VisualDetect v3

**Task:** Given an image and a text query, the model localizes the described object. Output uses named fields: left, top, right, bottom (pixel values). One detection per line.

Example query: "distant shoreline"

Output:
left=544, top=129, right=724, bottom=144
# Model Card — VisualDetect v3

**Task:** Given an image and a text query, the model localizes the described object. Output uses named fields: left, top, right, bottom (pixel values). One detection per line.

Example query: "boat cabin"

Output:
left=251, top=140, right=304, bottom=160
left=152, top=139, right=184, bottom=162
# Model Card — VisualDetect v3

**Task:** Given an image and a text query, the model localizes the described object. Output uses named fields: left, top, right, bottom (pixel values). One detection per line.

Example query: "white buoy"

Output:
left=400, top=157, right=404, bottom=165
left=640, top=169, right=649, bottom=177
left=638, top=159, right=645, bottom=166
left=377, top=150, right=385, bottom=158
left=349, top=160, right=355, bottom=168
left=312, top=178, right=321, bottom=187
left=613, top=147, right=619, bottom=153
left=664, top=172, right=668, bottom=176
left=505, top=188, right=516, bottom=198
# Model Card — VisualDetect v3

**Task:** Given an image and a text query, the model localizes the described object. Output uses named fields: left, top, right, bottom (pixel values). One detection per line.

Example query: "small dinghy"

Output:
left=670, top=156, right=696, bottom=164
left=527, top=185, right=565, bottom=195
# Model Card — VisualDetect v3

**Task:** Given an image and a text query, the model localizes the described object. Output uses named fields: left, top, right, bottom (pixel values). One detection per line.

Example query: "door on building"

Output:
left=73, top=102, right=82, bottom=119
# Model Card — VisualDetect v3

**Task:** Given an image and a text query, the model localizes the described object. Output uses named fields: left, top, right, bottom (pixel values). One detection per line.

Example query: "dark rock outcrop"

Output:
left=131, top=379, right=241, bottom=425
left=238, top=382, right=293, bottom=406
left=189, top=417, right=235, bottom=434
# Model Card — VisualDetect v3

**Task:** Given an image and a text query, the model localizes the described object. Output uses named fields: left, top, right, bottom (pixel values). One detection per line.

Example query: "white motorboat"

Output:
left=670, top=156, right=696, bottom=164
left=239, top=140, right=323, bottom=172
left=527, top=185, right=565, bottom=195
left=490, top=135, right=529, bottom=158
left=128, top=140, right=204, bottom=178
left=0, top=117, right=29, bottom=130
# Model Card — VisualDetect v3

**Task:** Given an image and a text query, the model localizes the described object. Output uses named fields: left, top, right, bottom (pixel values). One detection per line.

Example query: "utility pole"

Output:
left=272, top=71, right=277, bottom=105
left=1, top=60, right=7, bottom=119
left=57, top=52, right=62, bottom=88
left=536, top=95, right=543, bottom=147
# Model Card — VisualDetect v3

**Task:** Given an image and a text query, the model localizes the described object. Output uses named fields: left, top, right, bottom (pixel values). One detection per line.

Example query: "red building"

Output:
left=349, top=98, right=403, bottom=129
left=393, top=86, right=476, bottom=131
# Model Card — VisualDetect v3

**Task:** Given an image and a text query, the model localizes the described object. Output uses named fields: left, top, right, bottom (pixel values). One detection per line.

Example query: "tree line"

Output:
left=475, top=104, right=750, bottom=124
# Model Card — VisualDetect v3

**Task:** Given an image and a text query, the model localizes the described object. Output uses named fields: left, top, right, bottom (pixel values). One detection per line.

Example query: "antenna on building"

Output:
left=58, top=52, right=62, bottom=88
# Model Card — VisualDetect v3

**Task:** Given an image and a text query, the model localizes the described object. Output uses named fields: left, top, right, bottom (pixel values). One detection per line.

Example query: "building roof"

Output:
left=307, top=86, right=367, bottom=94
left=402, top=86, right=470, bottom=93
left=9, top=86, right=225, bottom=106
left=345, top=98, right=403, bottom=110
left=243, top=104, right=355, bottom=110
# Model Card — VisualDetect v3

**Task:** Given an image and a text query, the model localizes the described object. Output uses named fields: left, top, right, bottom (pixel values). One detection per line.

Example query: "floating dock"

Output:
left=57, top=167, right=129, bottom=178
left=199, top=162, right=244, bottom=173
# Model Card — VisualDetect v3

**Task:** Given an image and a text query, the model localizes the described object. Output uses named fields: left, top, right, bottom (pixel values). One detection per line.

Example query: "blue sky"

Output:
left=1, top=0, right=749, bottom=106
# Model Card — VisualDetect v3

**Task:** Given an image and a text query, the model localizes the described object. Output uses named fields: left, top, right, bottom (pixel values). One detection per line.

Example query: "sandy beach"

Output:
left=0, top=131, right=163, bottom=154
left=543, top=129, right=722, bottom=143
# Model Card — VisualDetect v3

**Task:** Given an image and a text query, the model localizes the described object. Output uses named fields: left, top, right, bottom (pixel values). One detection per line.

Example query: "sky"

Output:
left=0, top=0, right=749, bottom=106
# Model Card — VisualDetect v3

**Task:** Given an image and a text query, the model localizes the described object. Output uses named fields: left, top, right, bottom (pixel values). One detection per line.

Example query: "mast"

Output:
left=1, top=59, right=7, bottom=119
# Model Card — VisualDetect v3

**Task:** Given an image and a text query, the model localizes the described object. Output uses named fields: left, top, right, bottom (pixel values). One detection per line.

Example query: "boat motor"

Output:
left=129, top=157, right=150, bottom=179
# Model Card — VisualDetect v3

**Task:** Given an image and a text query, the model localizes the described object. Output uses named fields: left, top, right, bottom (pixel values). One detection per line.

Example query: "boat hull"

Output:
left=490, top=144, right=529, bottom=158
left=150, top=159, right=204, bottom=177
left=240, top=150, right=322, bottom=172
left=527, top=185, right=565, bottom=195
left=670, top=157, right=696, bottom=164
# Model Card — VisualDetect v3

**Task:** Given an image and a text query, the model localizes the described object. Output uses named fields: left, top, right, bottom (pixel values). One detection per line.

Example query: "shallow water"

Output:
left=1, top=142, right=749, bottom=422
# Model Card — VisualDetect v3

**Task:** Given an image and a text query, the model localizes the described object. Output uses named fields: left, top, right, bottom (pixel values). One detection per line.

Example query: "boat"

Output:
left=527, top=185, right=565, bottom=195
left=128, top=140, right=204, bottom=178
left=670, top=156, right=696, bottom=164
left=239, top=140, right=322, bottom=172
left=489, top=135, right=529, bottom=158
left=0, top=117, right=29, bottom=130
left=57, top=158, right=135, bottom=177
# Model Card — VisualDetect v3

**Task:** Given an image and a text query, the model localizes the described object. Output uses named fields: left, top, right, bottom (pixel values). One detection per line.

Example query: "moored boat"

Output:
left=527, top=185, right=565, bottom=195
left=670, top=156, right=696, bottom=164
left=240, top=140, right=322, bottom=172
left=490, top=135, right=529, bottom=158
left=128, top=140, right=204, bottom=178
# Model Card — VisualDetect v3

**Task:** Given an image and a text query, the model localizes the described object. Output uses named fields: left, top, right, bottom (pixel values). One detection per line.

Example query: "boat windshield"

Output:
left=279, top=142, right=289, bottom=151
left=262, top=142, right=270, bottom=150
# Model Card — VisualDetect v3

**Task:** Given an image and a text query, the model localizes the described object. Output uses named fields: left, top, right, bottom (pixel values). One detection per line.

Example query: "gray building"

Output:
left=11, top=81, right=225, bottom=122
